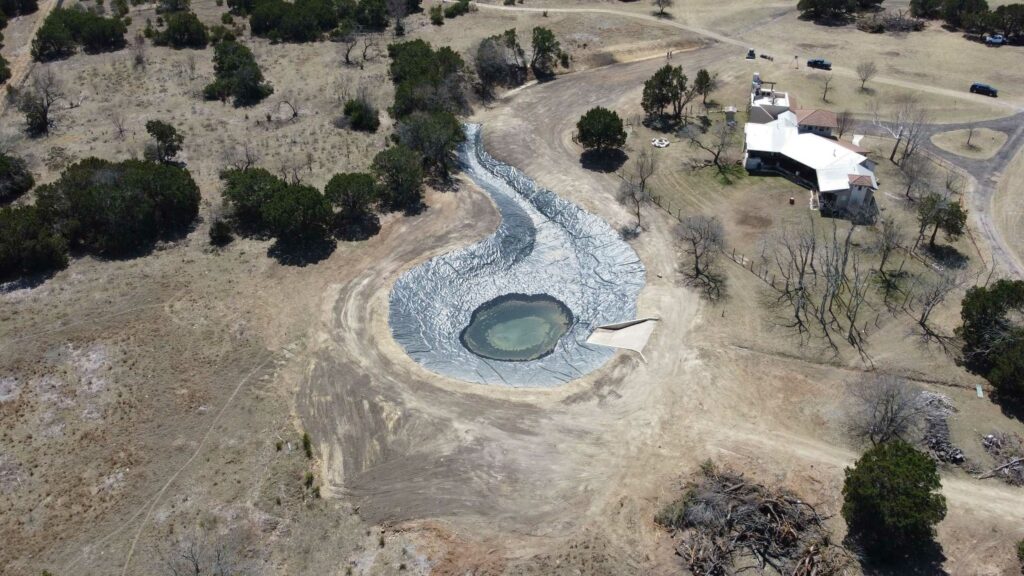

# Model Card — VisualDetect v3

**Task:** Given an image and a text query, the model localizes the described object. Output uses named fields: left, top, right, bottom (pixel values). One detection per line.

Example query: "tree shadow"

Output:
left=267, top=235, right=336, bottom=266
left=798, top=12, right=855, bottom=26
left=851, top=538, right=949, bottom=576
left=651, top=11, right=675, bottom=19
left=0, top=268, right=62, bottom=293
left=922, top=244, right=969, bottom=269
left=992, top=391, right=1024, bottom=421
left=335, top=214, right=381, bottom=241
left=580, top=149, right=627, bottom=172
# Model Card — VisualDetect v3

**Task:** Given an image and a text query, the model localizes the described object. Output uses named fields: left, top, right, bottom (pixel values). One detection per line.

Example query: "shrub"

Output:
left=32, top=7, right=127, bottom=61
left=207, top=23, right=236, bottom=44
left=302, top=432, right=313, bottom=458
left=395, top=110, right=464, bottom=180
left=0, top=205, right=68, bottom=281
left=957, top=279, right=1024, bottom=402
left=220, top=167, right=287, bottom=230
left=428, top=3, right=442, bottom=24
left=34, top=158, right=200, bottom=257
left=842, top=440, right=946, bottom=557
left=372, top=144, right=423, bottom=212
left=442, top=0, right=468, bottom=18
left=220, top=11, right=233, bottom=23
left=0, top=0, right=39, bottom=17
left=355, top=0, right=388, bottom=28
left=153, top=10, right=208, bottom=48
left=576, top=106, right=626, bottom=152
left=0, top=152, right=35, bottom=203
left=261, top=183, right=331, bottom=244
left=1017, top=539, right=1024, bottom=566
left=387, top=39, right=466, bottom=118
left=1, top=55, right=13, bottom=85
left=144, top=119, right=184, bottom=163
left=208, top=218, right=234, bottom=246
left=342, top=97, right=380, bottom=132
left=325, top=171, right=379, bottom=238
left=203, top=40, right=273, bottom=106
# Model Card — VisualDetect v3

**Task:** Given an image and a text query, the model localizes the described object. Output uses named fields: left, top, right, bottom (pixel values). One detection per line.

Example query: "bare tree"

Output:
left=849, top=374, right=925, bottom=446
left=109, top=108, right=127, bottom=139
left=965, top=126, right=977, bottom=149
left=339, top=25, right=359, bottom=66
left=684, top=121, right=738, bottom=181
left=820, top=73, right=834, bottom=103
left=856, top=60, right=878, bottom=91
left=618, top=148, right=657, bottom=231
left=875, top=215, right=903, bottom=282
left=361, top=34, right=380, bottom=63
left=17, top=67, right=65, bottom=136
left=276, top=93, right=299, bottom=120
left=871, top=94, right=930, bottom=164
left=909, top=271, right=959, bottom=340
left=899, top=153, right=931, bottom=200
left=157, top=530, right=244, bottom=576
left=385, top=0, right=407, bottom=30
left=185, top=53, right=197, bottom=81
left=836, top=109, right=854, bottom=139
left=653, top=0, right=673, bottom=15
left=131, top=33, right=146, bottom=69
left=678, top=215, right=725, bottom=299
left=224, top=142, right=261, bottom=170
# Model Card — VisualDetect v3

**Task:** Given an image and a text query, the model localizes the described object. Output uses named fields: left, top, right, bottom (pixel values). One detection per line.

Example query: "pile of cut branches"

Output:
left=656, top=462, right=850, bottom=575
left=980, top=432, right=1024, bottom=485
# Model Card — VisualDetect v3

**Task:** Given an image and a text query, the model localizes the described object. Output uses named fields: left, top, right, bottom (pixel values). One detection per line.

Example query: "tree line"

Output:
left=798, top=0, right=1024, bottom=41
left=1, top=156, right=201, bottom=281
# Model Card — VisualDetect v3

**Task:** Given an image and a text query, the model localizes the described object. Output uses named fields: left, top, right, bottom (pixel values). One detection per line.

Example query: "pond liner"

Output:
left=387, top=124, right=645, bottom=387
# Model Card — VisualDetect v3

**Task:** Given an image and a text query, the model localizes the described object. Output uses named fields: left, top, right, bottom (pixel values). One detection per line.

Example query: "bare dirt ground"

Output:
left=4, top=1, right=1024, bottom=575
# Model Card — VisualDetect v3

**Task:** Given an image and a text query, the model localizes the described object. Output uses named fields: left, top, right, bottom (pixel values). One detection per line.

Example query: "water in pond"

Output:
left=460, top=294, right=574, bottom=362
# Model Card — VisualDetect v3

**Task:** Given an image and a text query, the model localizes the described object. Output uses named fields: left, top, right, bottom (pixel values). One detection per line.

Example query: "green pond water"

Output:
left=460, top=294, right=574, bottom=362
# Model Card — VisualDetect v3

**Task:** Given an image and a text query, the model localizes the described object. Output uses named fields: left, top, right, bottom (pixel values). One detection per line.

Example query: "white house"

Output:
left=743, top=74, right=878, bottom=220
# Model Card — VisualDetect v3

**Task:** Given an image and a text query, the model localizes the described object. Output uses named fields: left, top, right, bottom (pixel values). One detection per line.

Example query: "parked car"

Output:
left=806, top=58, right=832, bottom=70
left=746, top=48, right=756, bottom=59
left=984, top=34, right=1006, bottom=46
left=970, top=82, right=999, bottom=97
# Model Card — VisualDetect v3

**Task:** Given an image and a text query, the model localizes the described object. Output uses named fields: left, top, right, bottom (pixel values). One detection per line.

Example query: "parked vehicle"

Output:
left=806, top=58, right=832, bottom=70
left=984, top=34, right=1006, bottom=46
left=746, top=48, right=756, bottom=59
left=970, top=82, right=999, bottom=97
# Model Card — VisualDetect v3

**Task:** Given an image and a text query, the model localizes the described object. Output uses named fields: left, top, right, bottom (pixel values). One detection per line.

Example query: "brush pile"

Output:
left=657, top=463, right=850, bottom=575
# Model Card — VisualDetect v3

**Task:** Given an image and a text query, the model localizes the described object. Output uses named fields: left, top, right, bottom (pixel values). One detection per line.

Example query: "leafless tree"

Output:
left=385, top=0, right=407, bottom=29
left=157, top=530, right=241, bottom=576
left=849, top=374, right=925, bottom=446
left=871, top=94, right=930, bottom=164
left=965, top=126, right=977, bottom=149
left=820, top=73, right=834, bottom=103
left=684, top=121, right=738, bottom=181
left=276, top=93, right=299, bottom=120
left=339, top=26, right=359, bottom=65
left=223, top=142, right=261, bottom=170
left=17, top=67, right=65, bottom=136
left=361, top=34, right=380, bottom=63
left=653, top=0, right=673, bottom=15
left=899, top=152, right=931, bottom=200
left=909, top=271, right=959, bottom=340
left=875, top=215, right=903, bottom=281
left=678, top=215, right=725, bottom=299
left=131, top=33, right=146, bottom=69
left=856, top=60, right=878, bottom=91
left=772, top=222, right=819, bottom=340
left=185, top=53, right=197, bottom=81
left=109, top=108, right=127, bottom=139
left=618, top=148, right=657, bottom=231
left=836, top=109, right=854, bottom=138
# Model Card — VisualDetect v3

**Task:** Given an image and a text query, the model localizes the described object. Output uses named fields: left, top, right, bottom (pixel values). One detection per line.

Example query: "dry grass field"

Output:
left=3, top=0, right=1024, bottom=574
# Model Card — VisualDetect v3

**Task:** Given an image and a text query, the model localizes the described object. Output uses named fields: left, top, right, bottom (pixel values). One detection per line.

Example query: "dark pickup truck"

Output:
left=806, top=58, right=832, bottom=70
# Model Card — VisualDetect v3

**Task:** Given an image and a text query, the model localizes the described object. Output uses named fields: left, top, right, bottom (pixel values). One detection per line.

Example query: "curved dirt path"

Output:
left=0, top=0, right=60, bottom=116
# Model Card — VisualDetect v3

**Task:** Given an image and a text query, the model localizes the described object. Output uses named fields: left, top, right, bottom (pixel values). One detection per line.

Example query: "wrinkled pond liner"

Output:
left=387, top=124, right=645, bottom=387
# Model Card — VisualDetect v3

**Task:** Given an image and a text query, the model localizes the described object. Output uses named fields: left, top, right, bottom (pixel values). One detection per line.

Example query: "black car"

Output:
left=806, top=58, right=832, bottom=70
left=970, top=82, right=998, bottom=97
